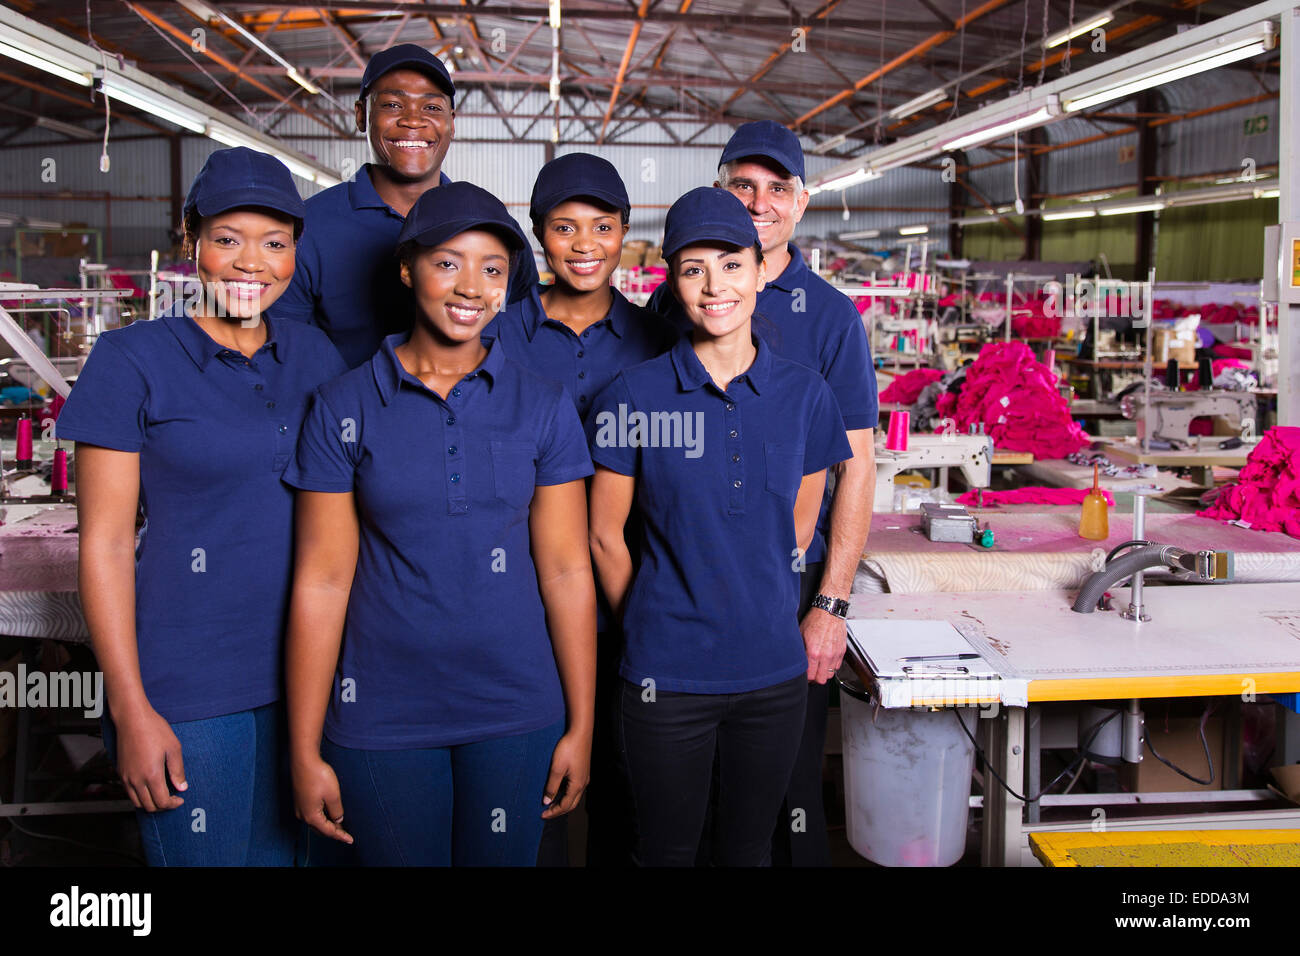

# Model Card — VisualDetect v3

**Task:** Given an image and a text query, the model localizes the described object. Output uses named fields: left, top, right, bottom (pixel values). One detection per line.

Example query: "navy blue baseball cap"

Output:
left=662, top=187, right=760, bottom=260
left=182, top=146, right=305, bottom=226
left=398, top=181, right=527, bottom=257
left=360, top=44, right=455, bottom=105
left=718, top=119, right=805, bottom=181
left=529, top=153, right=630, bottom=225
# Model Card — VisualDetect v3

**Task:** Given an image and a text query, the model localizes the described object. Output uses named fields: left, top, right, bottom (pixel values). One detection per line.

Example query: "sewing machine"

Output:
left=1120, top=389, right=1257, bottom=448
left=873, top=433, right=993, bottom=511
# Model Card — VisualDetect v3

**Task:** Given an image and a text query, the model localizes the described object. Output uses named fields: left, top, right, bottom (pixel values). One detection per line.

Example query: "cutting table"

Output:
left=846, top=583, right=1300, bottom=866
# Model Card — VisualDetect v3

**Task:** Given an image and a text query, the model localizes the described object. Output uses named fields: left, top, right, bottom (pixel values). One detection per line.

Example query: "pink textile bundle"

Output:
left=956, top=486, right=1115, bottom=507
left=879, top=368, right=943, bottom=405
left=936, top=341, right=1090, bottom=459
left=1198, top=426, right=1300, bottom=538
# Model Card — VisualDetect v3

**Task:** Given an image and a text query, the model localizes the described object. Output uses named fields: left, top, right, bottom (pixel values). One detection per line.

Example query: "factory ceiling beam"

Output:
left=791, top=0, right=1018, bottom=129
left=716, top=0, right=843, bottom=113
left=598, top=0, right=652, bottom=143
left=122, top=1, right=346, bottom=136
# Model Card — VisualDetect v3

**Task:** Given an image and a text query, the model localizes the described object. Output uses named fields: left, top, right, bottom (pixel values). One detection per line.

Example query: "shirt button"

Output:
left=448, top=445, right=458, bottom=455
left=450, top=472, right=461, bottom=483
left=265, top=400, right=276, bottom=409
left=733, top=479, right=742, bottom=488
left=577, top=350, right=585, bottom=358
left=577, top=370, right=586, bottom=379
left=451, top=386, right=461, bottom=397
left=729, top=429, right=738, bottom=438
left=726, top=402, right=736, bottom=411
left=446, top=416, right=456, bottom=426
left=732, top=454, right=740, bottom=462
left=278, top=425, right=287, bottom=434
left=253, top=384, right=264, bottom=391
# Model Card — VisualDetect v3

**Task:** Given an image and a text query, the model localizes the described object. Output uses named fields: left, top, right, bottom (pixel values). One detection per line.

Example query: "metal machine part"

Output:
left=1120, top=389, right=1257, bottom=448
left=1071, top=543, right=1234, bottom=617
left=919, top=502, right=978, bottom=542
left=873, top=433, right=993, bottom=511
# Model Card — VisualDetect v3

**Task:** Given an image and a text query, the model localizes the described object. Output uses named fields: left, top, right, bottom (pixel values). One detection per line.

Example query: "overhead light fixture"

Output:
left=941, top=95, right=1061, bottom=151
left=811, top=133, right=848, bottom=155
left=208, top=122, right=338, bottom=186
left=1255, top=187, right=1280, bottom=199
left=1063, top=22, right=1274, bottom=113
left=839, top=229, right=880, bottom=241
left=898, top=224, right=929, bottom=236
left=178, top=0, right=320, bottom=96
left=1045, top=11, right=1113, bottom=49
left=35, top=116, right=98, bottom=140
left=808, top=167, right=881, bottom=195
left=97, top=72, right=207, bottom=132
left=285, top=67, right=320, bottom=95
left=1098, top=199, right=1165, bottom=216
left=1041, top=208, right=1096, bottom=221
left=1074, top=191, right=1113, bottom=203
left=0, top=38, right=91, bottom=87
left=887, top=87, right=947, bottom=120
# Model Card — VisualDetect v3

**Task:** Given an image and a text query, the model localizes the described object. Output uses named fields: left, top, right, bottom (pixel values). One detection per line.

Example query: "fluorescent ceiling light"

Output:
left=887, top=87, right=946, bottom=120
left=1063, top=23, right=1274, bottom=113
left=941, top=96, right=1061, bottom=151
left=898, top=224, right=929, bottom=235
left=1041, top=208, right=1096, bottom=221
left=1074, top=191, right=1112, bottom=202
left=286, top=67, right=320, bottom=95
left=1099, top=200, right=1164, bottom=216
left=1255, top=187, right=1280, bottom=199
left=179, top=0, right=320, bottom=96
left=35, top=116, right=97, bottom=140
left=839, top=229, right=879, bottom=240
left=811, top=133, right=848, bottom=155
left=98, top=73, right=206, bottom=132
left=1046, top=11, right=1113, bottom=49
left=809, top=167, right=881, bottom=195
left=0, top=38, right=91, bottom=87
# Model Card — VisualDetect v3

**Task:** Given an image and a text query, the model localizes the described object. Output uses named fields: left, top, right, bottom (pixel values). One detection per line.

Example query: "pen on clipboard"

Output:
left=897, top=653, right=980, bottom=662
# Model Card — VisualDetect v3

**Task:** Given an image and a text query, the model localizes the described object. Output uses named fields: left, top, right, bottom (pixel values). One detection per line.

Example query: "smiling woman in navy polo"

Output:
left=58, top=147, right=347, bottom=866
left=587, top=187, right=852, bottom=866
left=283, top=181, right=596, bottom=867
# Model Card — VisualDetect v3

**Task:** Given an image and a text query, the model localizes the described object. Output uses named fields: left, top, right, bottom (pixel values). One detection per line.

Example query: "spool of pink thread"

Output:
left=52, top=447, right=68, bottom=495
left=885, top=410, right=910, bottom=451
left=1044, top=348, right=1056, bottom=372
left=15, top=417, right=33, bottom=468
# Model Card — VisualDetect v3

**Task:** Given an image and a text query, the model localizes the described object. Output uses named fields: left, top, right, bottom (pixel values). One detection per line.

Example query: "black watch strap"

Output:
left=811, top=593, right=850, bottom=619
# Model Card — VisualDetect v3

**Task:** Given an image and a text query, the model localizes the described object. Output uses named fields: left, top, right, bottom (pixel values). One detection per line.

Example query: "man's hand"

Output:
left=801, top=605, right=846, bottom=684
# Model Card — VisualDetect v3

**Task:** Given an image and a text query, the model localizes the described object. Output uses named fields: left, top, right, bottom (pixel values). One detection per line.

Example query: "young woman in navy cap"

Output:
left=489, top=151, right=673, bottom=866
left=587, top=187, right=852, bottom=866
left=284, top=181, right=596, bottom=867
left=59, top=147, right=347, bottom=866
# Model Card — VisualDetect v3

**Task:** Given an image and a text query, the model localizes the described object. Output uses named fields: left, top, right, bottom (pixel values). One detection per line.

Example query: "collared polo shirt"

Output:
left=647, top=243, right=878, bottom=562
left=56, top=310, right=347, bottom=723
left=587, top=335, right=851, bottom=694
left=283, top=334, right=593, bottom=749
left=269, top=164, right=540, bottom=369
left=487, top=283, right=678, bottom=425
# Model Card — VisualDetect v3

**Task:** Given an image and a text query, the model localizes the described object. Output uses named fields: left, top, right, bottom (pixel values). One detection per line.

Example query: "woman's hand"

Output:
left=540, top=729, right=591, bottom=819
left=115, top=707, right=187, bottom=814
left=292, top=755, right=353, bottom=844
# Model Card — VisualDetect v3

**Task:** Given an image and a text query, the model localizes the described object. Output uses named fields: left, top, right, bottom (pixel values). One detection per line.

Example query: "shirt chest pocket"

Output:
left=490, top=439, right=537, bottom=509
left=764, top=442, right=804, bottom=500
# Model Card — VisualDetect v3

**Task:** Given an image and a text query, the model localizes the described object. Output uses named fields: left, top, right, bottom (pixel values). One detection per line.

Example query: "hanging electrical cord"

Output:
left=949, top=0, right=966, bottom=120
left=954, top=707, right=1121, bottom=804
left=1037, top=0, right=1049, bottom=86
left=1062, top=0, right=1076, bottom=75
left=1144, top=701, right=1216, bottom=786
left=1016, top=0, right=1029, bottom=93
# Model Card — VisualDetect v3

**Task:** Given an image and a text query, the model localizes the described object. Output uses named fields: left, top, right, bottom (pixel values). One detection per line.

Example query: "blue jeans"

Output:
left=320, top=719, right=565, bottom=866
left=102, top=703, right=296, bottom=866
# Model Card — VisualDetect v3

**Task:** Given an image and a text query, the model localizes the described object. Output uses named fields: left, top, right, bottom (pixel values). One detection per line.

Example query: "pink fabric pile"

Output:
left=879, top=368, right=943, bottom=405
left=933, top=341, right=1090, bottom=459
left=1197, top=426, right=1300, bottom=538
left=956, top=486, right=1115, bottom=507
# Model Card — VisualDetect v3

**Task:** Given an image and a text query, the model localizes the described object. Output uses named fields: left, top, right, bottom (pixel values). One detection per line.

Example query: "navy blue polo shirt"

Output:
left=269, top=163, right=540, bottom=369
left=487, top=284, right=678, bottom=425
left=283, top=334, right=593, bottom=749
left=587, top=335, right=852, bottom=694
left=56, top=310, right=347, bottom=723
left=647, top=243, right=878, bottom=563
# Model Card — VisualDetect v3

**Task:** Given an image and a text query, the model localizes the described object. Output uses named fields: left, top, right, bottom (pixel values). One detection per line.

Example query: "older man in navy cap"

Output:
left=270, top=44, right=538, bottom=369
left=648, top=119, right=878, bottom=868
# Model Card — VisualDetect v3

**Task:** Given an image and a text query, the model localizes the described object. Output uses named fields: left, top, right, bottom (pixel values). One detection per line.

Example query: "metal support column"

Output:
left=981, top=706, right=1026, bottom=867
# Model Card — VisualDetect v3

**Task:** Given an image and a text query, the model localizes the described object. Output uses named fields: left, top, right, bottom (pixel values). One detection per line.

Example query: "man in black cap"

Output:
left=270, top=44, right=538, bottom=368
left=648, top=120, right=878, bottom=867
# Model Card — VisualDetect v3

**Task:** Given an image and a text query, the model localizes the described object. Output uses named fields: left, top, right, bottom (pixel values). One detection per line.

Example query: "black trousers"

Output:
left=771, top=562, right=834, bottom=867
left=620, top=673, right=807, bottom=867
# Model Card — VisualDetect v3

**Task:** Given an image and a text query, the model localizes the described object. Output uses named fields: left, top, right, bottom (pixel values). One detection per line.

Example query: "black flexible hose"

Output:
left=1071, top=545, right=1183, bottom=613
left=1106, top=539, right=1148, bottom=564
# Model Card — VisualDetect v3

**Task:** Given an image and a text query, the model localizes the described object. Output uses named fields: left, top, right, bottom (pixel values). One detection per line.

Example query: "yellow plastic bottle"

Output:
left=1078, top=463, right=1109, bottom=540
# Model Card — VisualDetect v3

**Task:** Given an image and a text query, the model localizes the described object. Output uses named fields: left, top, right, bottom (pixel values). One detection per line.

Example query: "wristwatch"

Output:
left=810, top=593, right=850, bottom=619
